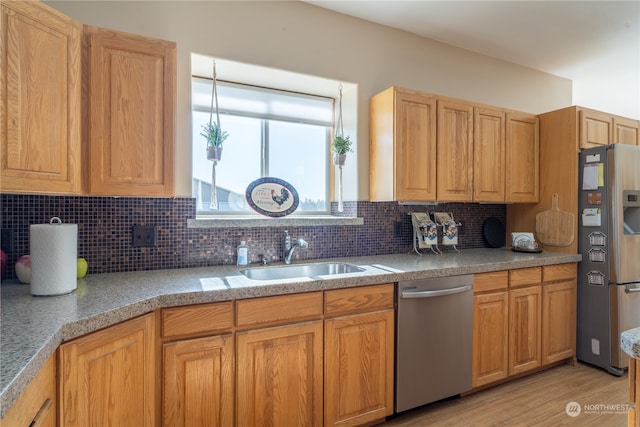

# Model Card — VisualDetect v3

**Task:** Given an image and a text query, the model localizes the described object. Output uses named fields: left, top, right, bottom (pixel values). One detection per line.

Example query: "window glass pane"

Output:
left=192, top=77, right=332, bottom=215
left=268, top=121, right=328, bottom=211
left=193, top=112, right=261, bottom=212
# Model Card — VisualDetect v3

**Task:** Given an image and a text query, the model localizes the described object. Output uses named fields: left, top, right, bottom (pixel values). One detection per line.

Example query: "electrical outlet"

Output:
left=132, top=225, right=156, bottom=247
left=1, top=229, right=14, bottom=253
left=457, top=220, right=465, bottom=235
left=393, top=221, right=403, bottom=238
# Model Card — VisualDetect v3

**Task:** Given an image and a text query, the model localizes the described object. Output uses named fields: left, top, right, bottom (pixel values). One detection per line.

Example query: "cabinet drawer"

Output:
left=236, top=291, right=323, bottom=328
left=543, top=263, right=577, bottom=283
left=325, top=284, right=394, bottom=315
left=509, top=267, right=542, bottom=288
left=474, top=271, right=509, bottom=293
left=162, top=301, right=233, bottom=338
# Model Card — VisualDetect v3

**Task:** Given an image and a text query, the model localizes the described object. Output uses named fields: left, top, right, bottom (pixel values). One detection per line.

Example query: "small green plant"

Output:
left=201, top=122, right=229, bottom=148
left=332, top=135, right=353, bottom=155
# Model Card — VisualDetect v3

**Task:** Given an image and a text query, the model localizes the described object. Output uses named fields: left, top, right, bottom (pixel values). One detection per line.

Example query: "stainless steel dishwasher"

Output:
left=395, top=274, right=473, bottom=413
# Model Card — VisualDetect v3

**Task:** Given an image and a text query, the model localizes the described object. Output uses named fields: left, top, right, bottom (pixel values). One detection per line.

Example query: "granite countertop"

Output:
left=0, top=248, right=581, bottom=417
left=621, top=328, right=640, bottom=359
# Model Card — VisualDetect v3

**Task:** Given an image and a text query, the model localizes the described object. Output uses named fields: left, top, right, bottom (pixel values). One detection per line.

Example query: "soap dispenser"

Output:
left=237, top=241, right=249, bottom=266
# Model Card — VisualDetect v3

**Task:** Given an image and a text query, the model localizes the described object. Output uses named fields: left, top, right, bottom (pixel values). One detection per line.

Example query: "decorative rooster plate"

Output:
left=245, top=177, right=299, bottom=217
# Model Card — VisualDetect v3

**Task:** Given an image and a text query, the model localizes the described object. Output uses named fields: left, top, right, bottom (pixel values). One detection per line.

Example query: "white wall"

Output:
left=46, top=0, right=573, bottom=199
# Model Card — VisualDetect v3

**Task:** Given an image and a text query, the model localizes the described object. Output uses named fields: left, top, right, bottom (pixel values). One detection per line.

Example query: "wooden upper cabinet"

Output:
left=614, top=116, right=639, bottom=145
left=437, top=99, right=474, bottom=202
left=1, top=0, right=82, bottom=194
left=85, top=25, right=176, bottom=196
left=370, top=87, right=437, bottom=201
left=579, top=108, right=638, bottom=148
left=473, top=107, right=505, bottom=202
left=505, top=113, right=539, bottom=203
left=580, top=109, right=613, bottom=148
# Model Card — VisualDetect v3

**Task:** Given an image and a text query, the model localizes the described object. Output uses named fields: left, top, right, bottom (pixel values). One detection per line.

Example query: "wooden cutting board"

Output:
left=535, top=193, right=575, bottom=247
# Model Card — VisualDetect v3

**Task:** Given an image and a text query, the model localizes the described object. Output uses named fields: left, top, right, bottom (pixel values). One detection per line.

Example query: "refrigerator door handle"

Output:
left=624, top=284, right=640, bottom=293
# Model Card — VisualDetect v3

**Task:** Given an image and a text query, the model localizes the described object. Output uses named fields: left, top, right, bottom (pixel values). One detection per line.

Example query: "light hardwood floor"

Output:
left=379, top=362, right=629, bottom=426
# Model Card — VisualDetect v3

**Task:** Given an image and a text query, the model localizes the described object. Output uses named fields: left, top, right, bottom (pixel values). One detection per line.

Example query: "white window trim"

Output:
left=190, top=54, right=360, bottom=223
left=187, top=216, right=363, bottom=229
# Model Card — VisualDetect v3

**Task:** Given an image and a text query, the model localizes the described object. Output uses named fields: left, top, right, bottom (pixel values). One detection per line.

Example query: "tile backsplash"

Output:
left=0, top=194, right=505, bottom=280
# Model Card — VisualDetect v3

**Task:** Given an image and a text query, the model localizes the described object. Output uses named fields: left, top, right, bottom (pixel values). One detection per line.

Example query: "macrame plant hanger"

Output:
left=209, top=61, right=221, bottom=210
left=336, top=84, right=345, bottom=212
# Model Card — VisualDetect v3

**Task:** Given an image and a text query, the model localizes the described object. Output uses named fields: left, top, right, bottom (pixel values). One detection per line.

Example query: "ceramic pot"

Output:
left=333, top=153, right=346, bottom=166
left=207, top=146, right=222, bottom=161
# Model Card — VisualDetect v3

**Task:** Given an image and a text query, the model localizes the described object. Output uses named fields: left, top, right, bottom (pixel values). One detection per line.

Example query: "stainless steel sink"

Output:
left=240, top=262, right=365, bottom=281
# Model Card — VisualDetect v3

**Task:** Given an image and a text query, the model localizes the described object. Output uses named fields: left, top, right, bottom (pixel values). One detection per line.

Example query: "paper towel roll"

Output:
left=30, top=217, right=77, bottom=296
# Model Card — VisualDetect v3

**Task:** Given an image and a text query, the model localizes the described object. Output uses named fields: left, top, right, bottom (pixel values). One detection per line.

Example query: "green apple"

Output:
left=77, top=258, right=88, bottom=279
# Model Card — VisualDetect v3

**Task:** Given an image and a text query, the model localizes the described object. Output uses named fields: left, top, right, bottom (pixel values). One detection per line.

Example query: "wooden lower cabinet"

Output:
left=541, top=279, right=577, bottom=365
left=472, top=291, right=509, bottom=387
left=1, top=353, right=56, bottom=427
left=509, top=285, right=542, bottom=375
left=163, top=334, right=234, bottom=427
left=236, top=321, right=324, bottom=427
left=324, top=309, right=395, bottom=426
left=630, top=358, right=640, bottom=427
left=473, top=264, right=576, bottom=388
left=58, top=313, right=157, bottom=427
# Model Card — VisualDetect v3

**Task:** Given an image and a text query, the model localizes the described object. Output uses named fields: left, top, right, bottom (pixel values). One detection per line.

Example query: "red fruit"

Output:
left=15, top=255, right=31, bottom=284
left=0, top=250, right=7, bottom=279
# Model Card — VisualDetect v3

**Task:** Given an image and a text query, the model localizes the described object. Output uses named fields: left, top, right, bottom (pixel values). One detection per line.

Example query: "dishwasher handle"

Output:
left=401, top=284, right=472, bottom=299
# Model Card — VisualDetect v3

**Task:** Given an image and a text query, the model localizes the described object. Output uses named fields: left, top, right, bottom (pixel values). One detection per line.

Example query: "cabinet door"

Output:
left=1, top=1, right=82, bottom=194
left=163, top=334, right=234, bottom=427
left=85, top=26, right=175, bottom=196
left=236, top=321, right=323, bottom=427
left=580, top=110, right=612, bottom=148
left=509, top=285, right=541, bottom=375
left=58, top=313, right=157, bottom=427
left=506, top=113, right=539, bottom=203
left=1, top=353, right=56, bottom=427
left=437, top=100, right=474, bottom=201
left=325, top=309, right=394, bottom=426
left=473, top=291, right=509, bottom=387
left=614, top=116, right=639, bottom=146
left=542, top=279, right=576, bottom=365
left=473, top=108, right=505, bottom=202
left=395, top=90, right=437, bottom=201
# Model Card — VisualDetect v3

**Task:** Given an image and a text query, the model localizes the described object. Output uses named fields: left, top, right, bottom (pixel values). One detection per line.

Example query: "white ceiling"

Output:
left=305, top=0, right=640, bottom=116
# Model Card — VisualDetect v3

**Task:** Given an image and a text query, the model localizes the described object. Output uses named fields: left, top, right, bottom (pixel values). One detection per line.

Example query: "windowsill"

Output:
left=187, top=215, right=364, bottom=228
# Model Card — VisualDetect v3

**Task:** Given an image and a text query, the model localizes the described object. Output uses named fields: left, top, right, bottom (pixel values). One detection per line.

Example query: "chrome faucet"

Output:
left=284, top=230, right=308, bottom=264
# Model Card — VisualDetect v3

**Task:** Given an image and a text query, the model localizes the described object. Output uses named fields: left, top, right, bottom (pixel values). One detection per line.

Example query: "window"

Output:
left=192, top=78, right=334, bottom=215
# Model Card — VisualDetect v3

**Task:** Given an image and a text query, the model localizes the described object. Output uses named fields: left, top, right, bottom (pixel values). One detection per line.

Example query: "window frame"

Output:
left=191, top=77, right=334, bottom=217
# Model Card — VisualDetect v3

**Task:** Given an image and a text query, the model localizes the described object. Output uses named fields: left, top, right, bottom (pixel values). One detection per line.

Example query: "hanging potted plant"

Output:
left=201, top=122, right=228, bottom=161
left=331, top=134, right=353, bottom=166
left=331, top=83, right=352, bottom=167
left=202, top=61, right=228, bottom=162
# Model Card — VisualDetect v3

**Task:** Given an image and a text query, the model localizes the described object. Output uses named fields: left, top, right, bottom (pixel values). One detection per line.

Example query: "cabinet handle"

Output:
left=29, top=398, right=52, bottom=427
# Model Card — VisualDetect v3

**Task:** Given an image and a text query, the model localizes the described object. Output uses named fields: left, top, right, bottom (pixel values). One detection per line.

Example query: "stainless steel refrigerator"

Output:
left=577, top=144, right=640, bottom=375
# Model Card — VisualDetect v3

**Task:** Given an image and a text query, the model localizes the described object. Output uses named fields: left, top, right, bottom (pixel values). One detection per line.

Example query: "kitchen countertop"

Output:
left=0, top=248, right=580, bottom=417
left=621, top=328, right=640, bottom=359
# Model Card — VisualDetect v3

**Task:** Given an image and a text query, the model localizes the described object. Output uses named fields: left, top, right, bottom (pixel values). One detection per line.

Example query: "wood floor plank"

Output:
left=380, top=363, right=629, bottom=426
